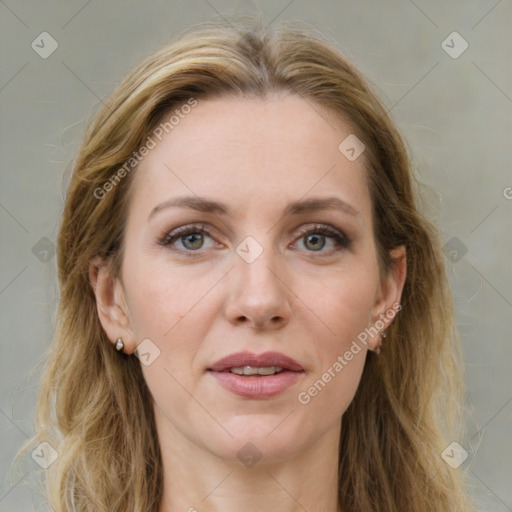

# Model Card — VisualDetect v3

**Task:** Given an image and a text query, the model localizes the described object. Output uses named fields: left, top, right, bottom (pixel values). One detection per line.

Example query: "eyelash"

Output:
left=295, top=224, right=351, bottom=252
left=157, top=223, right=351, bottom=257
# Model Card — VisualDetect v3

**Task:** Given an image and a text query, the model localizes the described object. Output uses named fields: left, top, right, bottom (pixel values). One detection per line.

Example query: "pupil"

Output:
left=306, top=234, right=325, bottom=251
left=184, top=233, right=203, bottom=249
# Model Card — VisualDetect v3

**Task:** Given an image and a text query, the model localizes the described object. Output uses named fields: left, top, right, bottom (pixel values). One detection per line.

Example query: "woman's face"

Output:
left=94, top=94, right=405, bottom=464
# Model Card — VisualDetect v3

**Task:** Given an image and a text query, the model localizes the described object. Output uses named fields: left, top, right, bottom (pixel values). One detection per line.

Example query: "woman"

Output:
left=15, top=17, right=474, bottom=512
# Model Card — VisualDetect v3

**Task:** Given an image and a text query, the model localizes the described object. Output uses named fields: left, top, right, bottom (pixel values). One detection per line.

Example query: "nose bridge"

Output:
left=238, top=244, right=280, bottom=292
left=225, top=232, right=292, bottom=328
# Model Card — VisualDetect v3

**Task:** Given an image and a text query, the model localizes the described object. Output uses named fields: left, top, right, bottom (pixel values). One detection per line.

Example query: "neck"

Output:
left=156, top=412, right=343, bottom=512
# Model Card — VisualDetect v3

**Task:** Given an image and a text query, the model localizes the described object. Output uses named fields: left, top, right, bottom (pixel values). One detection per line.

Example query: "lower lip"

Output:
left=209, top=370, right=304, bottom=399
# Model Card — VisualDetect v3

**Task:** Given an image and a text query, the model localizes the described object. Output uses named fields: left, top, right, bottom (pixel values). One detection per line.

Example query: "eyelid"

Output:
left=294, top=223, right=346, bottom=239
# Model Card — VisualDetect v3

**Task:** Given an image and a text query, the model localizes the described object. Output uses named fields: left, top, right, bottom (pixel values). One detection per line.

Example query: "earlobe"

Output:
left=89, top=256, right=136, bottom=353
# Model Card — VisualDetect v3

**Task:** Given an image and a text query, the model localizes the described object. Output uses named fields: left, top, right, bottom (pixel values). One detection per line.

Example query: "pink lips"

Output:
left=207, top=351, right=305, bottom=399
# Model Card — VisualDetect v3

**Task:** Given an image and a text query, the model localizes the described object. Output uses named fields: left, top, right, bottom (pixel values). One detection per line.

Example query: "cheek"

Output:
left=296, top=298, right=370, bottom=421
left=122, top=251, right=212, bottom=337
left=121, top=253, right=226, bottom=384
left=293, top=264, right=377, bottom=414
left=298, top=263, right=378, bottom=346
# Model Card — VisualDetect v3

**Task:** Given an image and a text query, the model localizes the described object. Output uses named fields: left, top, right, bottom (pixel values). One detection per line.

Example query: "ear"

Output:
left=368, top=245, right=407, bottom=350
left=89, top=255, right=137, bottom=353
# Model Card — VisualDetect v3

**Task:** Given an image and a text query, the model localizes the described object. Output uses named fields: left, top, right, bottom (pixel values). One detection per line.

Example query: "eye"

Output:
left=293, top=224, right=350, bottom=254
left=157, top=224, right=217, bottom=253
left=157, top=222, right=351, bottom=256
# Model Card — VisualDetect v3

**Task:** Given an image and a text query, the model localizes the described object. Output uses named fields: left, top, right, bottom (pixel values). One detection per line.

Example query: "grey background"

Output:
left=1, top=1, right=511, bottom=510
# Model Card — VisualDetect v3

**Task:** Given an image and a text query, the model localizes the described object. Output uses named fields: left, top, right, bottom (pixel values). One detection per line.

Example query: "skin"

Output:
left=90, top=93, right=406, bottom=512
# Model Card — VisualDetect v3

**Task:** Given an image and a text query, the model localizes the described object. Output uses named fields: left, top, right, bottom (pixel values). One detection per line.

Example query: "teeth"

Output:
left=230, top=366, right=284, bottom=376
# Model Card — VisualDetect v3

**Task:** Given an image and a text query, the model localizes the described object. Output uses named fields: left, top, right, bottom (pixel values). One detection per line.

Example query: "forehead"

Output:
left=129, top=94, right=372, bottom=220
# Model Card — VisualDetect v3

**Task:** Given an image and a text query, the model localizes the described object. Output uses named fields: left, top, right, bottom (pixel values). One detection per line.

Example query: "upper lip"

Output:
left=208, top=351, right=304, bottom=372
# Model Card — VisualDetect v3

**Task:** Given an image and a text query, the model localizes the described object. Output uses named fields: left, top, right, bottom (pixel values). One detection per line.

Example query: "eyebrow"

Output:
left=148, top=195, right=361, bottom=220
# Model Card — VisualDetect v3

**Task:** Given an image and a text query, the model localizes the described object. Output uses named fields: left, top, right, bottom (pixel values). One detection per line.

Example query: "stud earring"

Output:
left=375, top=330, right=387, bottom=354
left=115, top=338, right=124, bottom=351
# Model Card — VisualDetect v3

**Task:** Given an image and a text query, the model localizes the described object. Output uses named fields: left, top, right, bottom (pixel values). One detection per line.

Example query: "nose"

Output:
left=223, top=245, right=292, bottom=331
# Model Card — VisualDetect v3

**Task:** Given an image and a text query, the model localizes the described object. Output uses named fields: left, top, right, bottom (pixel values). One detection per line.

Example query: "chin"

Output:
left=200, top=414, right=315, bottom=466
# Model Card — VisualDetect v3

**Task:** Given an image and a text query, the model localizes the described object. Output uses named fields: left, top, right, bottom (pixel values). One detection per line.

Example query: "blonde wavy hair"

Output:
left=13, top=16, right=475, bottom=512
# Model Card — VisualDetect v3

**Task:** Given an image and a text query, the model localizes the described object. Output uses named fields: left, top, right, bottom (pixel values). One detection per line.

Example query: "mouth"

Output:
left=208, top=351, right=304, bottom=373
left=226, top=365, right=286, bottom=376
left=207, top=351, right=305, bottom=399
